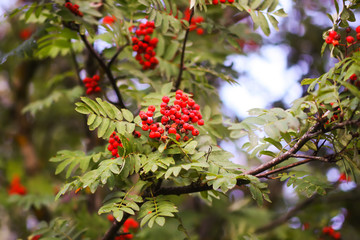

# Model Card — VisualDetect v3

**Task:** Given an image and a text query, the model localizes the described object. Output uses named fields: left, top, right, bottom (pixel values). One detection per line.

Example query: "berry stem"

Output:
left=174, top=8, right=195, bottom=90
left=79, top=33, right=126, bottom=108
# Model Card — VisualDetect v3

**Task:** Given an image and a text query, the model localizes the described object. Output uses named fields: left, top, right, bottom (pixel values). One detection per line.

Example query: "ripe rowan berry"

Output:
left=162, top=96, right=170, bottom=103
left=325, top=36, right=333, bottom=44
left=346, top=36, right=355, bottom=44
left=329, top=30, right=337, bottom=38
left=356, top=26, right=360, bottom=33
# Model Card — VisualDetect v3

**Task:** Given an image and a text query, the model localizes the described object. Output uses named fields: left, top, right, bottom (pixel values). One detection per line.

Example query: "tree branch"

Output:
left=102, top=212, right=130, bottom=240
left=255, top=158, right=314, bottom=179
left=174, top=8, right=194, bottom=90
left=79, top=33, right=126, bottom=108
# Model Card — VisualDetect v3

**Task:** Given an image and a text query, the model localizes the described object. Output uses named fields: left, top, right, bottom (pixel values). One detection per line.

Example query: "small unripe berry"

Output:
left=346, top=27, right=351, bottom=33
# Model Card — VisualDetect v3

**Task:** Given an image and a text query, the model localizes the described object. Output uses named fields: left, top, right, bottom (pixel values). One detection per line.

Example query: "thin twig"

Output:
left=288, top=154, right=329, bottom=162
left=255, top=158, right=314, bottom=179
left=70, top=44, right=82, bottom=85
left=79, top=33, right=126, bottom=108
left=174, top=8, right=195, bottom=90
left=107, top=41, right=130, bottom=68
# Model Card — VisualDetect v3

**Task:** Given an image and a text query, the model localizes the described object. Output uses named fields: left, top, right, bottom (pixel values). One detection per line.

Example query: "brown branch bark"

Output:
left=102, top=212, right=130, bottom=240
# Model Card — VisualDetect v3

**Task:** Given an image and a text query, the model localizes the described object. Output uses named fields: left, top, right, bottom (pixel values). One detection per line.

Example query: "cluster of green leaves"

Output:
left=279, top=171, right=330, bottom=197
left=229, top=107, right=302, bottom=158
left=234, top=0, right=287, bottom=36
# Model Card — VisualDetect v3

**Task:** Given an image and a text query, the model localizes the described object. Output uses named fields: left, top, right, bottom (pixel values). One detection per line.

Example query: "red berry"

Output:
left=111, top=149, right=118, bottom=156
left=146, top=111, right=153, bottom=117
left=150, top=38, right=158, bottom=46
left=325, top=36, right=333, bottom=44
left=150, top=124, right=158, bottom=131
left=162, top=96, right=170, bottom=103
left=350, top=73, right=357, bottom=81
left=198, top=119, right=204, bottom=125
left=196, top=28, right=204, bottom=35
left=333, top=232, right=341, bottom=239
left=192, top=129, right=199, bottom=136
left=356, top=26, right=360, bottom=33
left=181, top=115, right=189, bottom=122
left=149, top=131, right=156, bottom=138
left=175, top=133, right=181, bottom=141
left=146, top=118, right=153, bottom=124
left=142, top=125, right=149, bottom=131
left=144, top=35, right=151, bottom=42
left=329, top=30, right=337, bottom=38
left=175, top=90, right=183, bottom=95
left=212, top=0, right=219, bottom=4
left=220, top=0, right=226, bottom=3
left=169, top=128, right=176, bottom=134
left=346, top=36, right=355, bottom=44
left=346, top=27, right=351, bottom=33
left=332, top=40, right=339, bottom=46
left=107, top=214, right=115, bottom=222
left=133, top=45, right=139, bottom=51
left=228, top=0, right=234, bottom=3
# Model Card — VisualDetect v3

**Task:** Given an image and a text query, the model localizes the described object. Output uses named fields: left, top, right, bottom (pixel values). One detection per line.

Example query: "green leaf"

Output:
left=122, top=109, right=134, bottom=122
left=258, top=12, right=270, bottom=36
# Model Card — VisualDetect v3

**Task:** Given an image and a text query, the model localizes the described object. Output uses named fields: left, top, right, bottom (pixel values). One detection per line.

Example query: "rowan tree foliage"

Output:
left=0, top=0, right=360, bottom=240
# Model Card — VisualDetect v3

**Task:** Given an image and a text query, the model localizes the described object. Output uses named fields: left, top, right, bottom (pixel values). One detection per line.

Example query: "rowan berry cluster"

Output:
left=107, top=216, right=139, bottom=240
left=83, top=74, right=101, bottom=95
left=139, top=90, right=204, bottom=142
left=131, top=21, right=159, bottom=70
left=321, top=226, right=341, bottom=239
left=325, top=102, right=340, bottom=125
left=8, top=175, right=27, bottom=196
left=325, top=26, right=360, bottom=48
left=107, top=131, right=123, bottom=158
left=64, top=1, right=83, bottom=17
left=183, top=9, right=205, bottom=35
left=212, top=0, right=235, bottom=5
